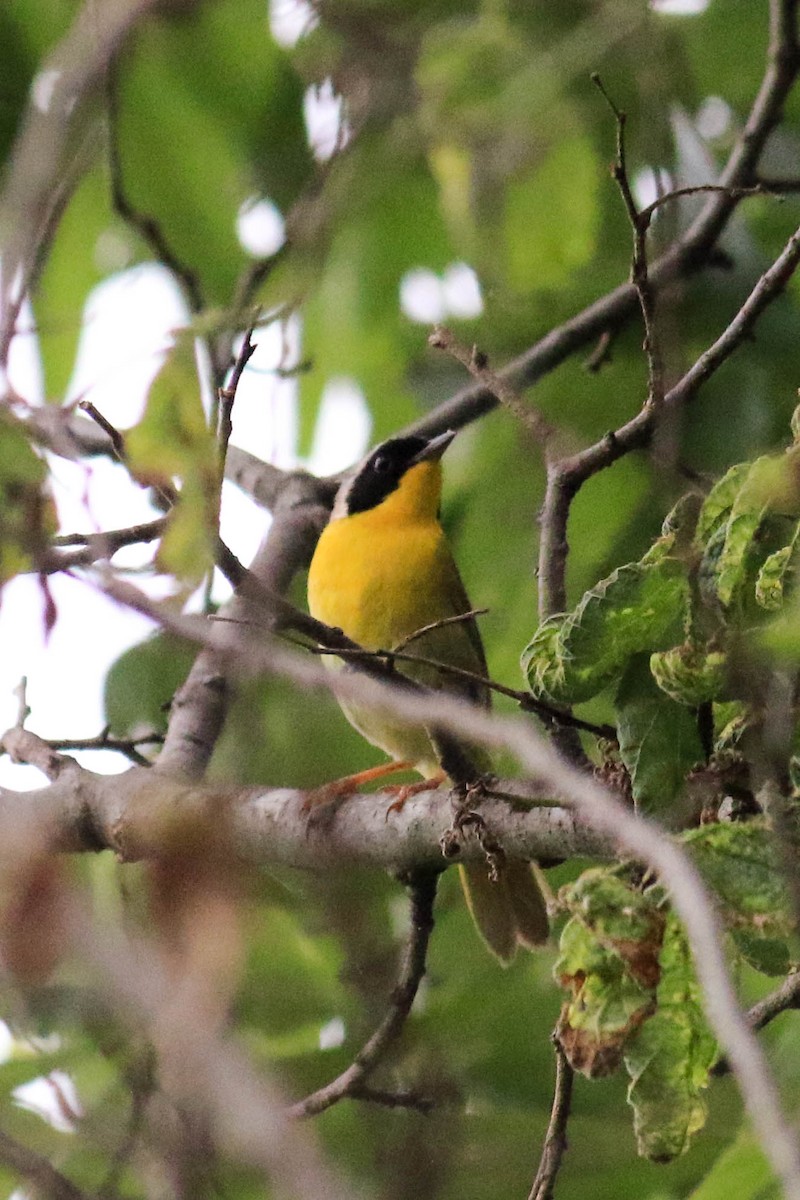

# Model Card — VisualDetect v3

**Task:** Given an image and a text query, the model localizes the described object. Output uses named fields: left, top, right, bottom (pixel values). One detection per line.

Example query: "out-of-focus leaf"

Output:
left=705, top=454, right=800, bottom=608
left=683, top=821, right=793, bottom=975
left=0, top=413, right=55, bottom=587
left=554, top=869, right=664, bottom=1078
left=522, top=552, right=689, bottom=706
left=503, top=134, right=600, bottom=293
left=416, top=13, right=530, bottom=144
left=687, top=1126, right=778, bottom=1200
left=683, top=821, right=791, bottom=927
left=755, top=527, right=800, bottom=610
left=624, top=915, right=717, bottom=1162
left=126, top=336, right=217, bottom=586
left=615, top=655, right=704, bottom=817
left=650, top=642, right=728, bottom=706
left=695, top=461, right=752, bottom=545
left=33, top=168, right=111, bottom=402
left=104, top=632, right=195, bottom=736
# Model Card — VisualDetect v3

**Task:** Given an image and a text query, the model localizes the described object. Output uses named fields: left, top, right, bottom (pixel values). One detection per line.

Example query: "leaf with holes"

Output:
left=624, top=914, right=717, bottom=1161
left=521, top=552, right=689, bottom=706
left=554, top=869, right=664, bottom=1078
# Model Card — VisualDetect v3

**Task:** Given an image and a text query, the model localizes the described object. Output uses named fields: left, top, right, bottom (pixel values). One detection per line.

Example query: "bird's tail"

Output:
left=458, top=859, right=549, bottom=964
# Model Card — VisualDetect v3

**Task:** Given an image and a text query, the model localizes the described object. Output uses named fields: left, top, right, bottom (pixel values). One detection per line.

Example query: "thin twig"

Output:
left=347, top=1083, right=436, bottom=1114
left=78, top=400, right=126, bottom=461
left=217, top=326, right=257, bottom=481
left=288, top=871, right=438, bottom=1119
left=44, top=517, right=167, bottom=573
left=53, top=518, right=166, bottom=550
left=13, top=677, right=29, bottom=729
left=310, top=643, right=617, bottom=742
left=0, top=1129, right=89, bottom=1200
left=712, top=970, right=800, bottom=1077
left=665, top=220, right=800, bottom=409
left=429, top=327, right=556, bottom=453
left=232, top=246, right=289, bottom=315
left=392, top=608, right=489, bottom=652
left=593, top=73, right=665, bottom=409
left=528, top=1041, right=574, bottom=1200
left=45, top=728, right=163, bottom=768
left=77, top=401, right=175, bottom=510
left=202, top=326, right=259, bottom=612
left=756, top=174, right=800, bottom=192
left=641, top=182, right=769, bottom=224
left=583, top=328, right=616, bottom=373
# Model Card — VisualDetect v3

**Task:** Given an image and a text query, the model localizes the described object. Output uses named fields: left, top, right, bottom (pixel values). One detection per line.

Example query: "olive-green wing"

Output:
left=436, top=539, right=490, bottom=709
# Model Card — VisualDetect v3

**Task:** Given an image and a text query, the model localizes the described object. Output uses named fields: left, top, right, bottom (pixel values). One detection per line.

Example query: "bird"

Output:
left=306, top=428, right=548, bottom=962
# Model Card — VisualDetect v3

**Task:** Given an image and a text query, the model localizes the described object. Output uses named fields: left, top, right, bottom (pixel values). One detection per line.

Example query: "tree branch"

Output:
left=0, top=753, right=606, bottom=872
left=528, top=1042, right=574, bottom=1200
left=288, top=871, right=439, bottom=1119
left=712, top=970, right=800, bottom=1077
left=0, top=1129, right=89, bottom=1200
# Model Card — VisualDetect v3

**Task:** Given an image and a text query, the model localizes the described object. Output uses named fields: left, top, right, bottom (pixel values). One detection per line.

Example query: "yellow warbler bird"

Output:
left=307, top=429, right=548, bottom=962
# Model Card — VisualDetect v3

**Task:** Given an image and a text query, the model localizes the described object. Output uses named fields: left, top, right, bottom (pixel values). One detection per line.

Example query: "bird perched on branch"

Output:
left=307, top=428, right=548, bottom=962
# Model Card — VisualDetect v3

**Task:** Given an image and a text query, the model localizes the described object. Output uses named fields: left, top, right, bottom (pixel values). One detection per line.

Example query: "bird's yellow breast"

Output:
left=307, top=504, right=451, bottom=652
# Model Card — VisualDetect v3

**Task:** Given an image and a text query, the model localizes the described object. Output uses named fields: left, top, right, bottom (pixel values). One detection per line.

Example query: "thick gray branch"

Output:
left=0, top=765, right=607, bottom=872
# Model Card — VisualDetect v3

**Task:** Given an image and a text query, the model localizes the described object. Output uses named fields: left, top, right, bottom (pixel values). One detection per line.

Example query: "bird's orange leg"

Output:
left=303, top=760, right=414, bottom=812
left=385, top=770, right=447, bottom=816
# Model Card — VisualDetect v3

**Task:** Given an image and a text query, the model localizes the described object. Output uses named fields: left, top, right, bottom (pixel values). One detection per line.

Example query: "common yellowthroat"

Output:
left=307, top=429, right=548, bottom=962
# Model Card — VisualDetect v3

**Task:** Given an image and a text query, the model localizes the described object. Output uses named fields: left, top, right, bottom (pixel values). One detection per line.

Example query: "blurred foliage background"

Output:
left=2, top=0, right=800, bottom=1197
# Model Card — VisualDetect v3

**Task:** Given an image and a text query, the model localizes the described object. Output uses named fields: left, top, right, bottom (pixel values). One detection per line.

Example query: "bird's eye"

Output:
left=372, top=453, right=390, bottom=473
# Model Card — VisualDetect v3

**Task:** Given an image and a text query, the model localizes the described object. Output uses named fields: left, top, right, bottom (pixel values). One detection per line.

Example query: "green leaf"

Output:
left=705, top=454, right=800, bottom=609
left=104, top=632, right=196, bottom=736
left=755, top=525, right=800, bottom=610
left=521, top=554, right=689, bottom=706
left=687, top=1126, right=778, bottom=1200
left=695, top=461, right=751, bottom=545
left=554, top=869, right=664, bottom=1078
left=117, top=0, right=311, bottom=302
left=624, top=915, right=717, bottom=1162
left=615, top=655, right=704, bottom=817
left=683, top=821, right=793, bottom=974
left=126, top=336, right=217, bottom=587
left=503, top=133, right=600, bottom=293
left=730, top=929, right=791, bottom=977
left=683, top=821, right=791, bottom=927
left=33, top=168, right=111, bottom=402
left=0, top=413, right=54, bottom=587
left=649, top=642, right=728, bottom=706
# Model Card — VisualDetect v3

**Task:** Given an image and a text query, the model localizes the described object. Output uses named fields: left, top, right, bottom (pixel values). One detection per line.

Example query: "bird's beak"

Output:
left=410, top=429, right=456, bottom=466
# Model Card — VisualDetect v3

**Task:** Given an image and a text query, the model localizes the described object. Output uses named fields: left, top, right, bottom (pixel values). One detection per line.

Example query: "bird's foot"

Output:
left=302, top=761, right=416, bottom=830
left=385, top=771, right=447, bottom=818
